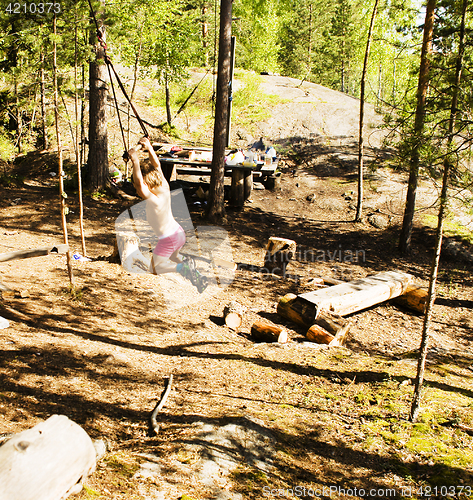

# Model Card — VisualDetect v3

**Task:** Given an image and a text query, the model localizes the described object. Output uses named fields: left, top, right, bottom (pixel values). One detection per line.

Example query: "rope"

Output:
left=87, top=0, right=149, bottom=161
left=173, top=68, right=211, bottom=122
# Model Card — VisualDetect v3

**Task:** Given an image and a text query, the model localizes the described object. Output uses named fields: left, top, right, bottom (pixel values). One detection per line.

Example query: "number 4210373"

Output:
left=5, top=3, right=61, bottom=14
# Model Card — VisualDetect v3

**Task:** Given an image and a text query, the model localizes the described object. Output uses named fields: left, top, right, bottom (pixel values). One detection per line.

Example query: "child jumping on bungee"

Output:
left=128, top=137, right=208, bottom=293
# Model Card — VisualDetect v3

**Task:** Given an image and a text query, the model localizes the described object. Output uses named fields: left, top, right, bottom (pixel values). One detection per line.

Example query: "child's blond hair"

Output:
left=140, top=160, right=163, bottom=189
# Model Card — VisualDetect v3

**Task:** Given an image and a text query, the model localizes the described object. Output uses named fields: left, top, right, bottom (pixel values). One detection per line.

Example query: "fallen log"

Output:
left=0, top=414, right=96, bottom=500
left=315, top=311, right=351, bottom=343
left=251, top=321, right=288, bottom=343
left=298, top=270, right=414, bottom=317
left=306, top=320, right=350, bottom=346
left=223, top=301, right=246, bottom=330
left=0, top=244, right=69, bottom=263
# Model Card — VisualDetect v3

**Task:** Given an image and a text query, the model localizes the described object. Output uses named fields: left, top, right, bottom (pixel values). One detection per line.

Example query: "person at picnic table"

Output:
left=128, top=137, right=208, bottom=293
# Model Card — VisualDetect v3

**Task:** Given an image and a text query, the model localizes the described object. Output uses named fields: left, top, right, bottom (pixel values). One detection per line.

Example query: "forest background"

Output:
left=1, top=0, right=473, bottom=216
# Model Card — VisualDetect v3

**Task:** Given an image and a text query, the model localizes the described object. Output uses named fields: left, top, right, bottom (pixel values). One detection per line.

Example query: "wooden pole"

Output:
left=355, top=0, right=379, bottom=222
left=53, top=15, right=74, bottom=285
left=74, top=8, right=87, bottom=257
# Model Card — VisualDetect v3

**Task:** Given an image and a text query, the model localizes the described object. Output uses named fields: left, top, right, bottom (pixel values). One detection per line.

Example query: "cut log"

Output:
left=223, top=301, right=246, bottom=330
left=393, top=284, right=428, bottom=313
left=277, top=293, right=351, bottom=342
left=0, top=414, right=96, bottom=500
left=306, top=324, right=334, bottom=344
left=277, top=293, right=315, bottom=328
left=0, top=244, right=69, bottom=263
left=116, top=231, right=150, bottom=273
left=251, top=321, right=288, bottom=343
left=306, top=318, right=350, bottom=346
left=298, top=270, right=414, bottom=317
left=264, top=237, right=296, bottom=275
left=316, top=310, right=351, bottom=342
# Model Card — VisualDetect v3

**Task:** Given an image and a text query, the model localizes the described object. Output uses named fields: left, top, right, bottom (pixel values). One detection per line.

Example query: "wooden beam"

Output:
left=0, top=244, right=69, bottom=263
left=298, top=270, right=414, bottom=317
left=0, top=414, right=96, bottom=500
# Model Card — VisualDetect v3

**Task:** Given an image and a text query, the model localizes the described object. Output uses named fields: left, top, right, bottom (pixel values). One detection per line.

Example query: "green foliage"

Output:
left=0, top=133, right=15, bottom=161
left=232, top=72, right=284, bottom=128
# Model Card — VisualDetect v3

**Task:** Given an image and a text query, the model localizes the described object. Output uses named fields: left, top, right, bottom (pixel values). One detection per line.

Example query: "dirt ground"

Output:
left=1, top=75, right=472, bottom=499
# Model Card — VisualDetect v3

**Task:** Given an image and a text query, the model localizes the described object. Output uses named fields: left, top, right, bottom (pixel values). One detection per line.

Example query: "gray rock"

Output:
left=368, top=214, right=389, bottom=229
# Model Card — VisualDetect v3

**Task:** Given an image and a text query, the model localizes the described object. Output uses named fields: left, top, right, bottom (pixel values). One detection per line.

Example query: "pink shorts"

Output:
left=153, top=226, right=186, bottom=258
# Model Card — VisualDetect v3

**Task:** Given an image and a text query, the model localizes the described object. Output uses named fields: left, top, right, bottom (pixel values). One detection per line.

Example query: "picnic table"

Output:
left=157, top=154, right=278, bottom=206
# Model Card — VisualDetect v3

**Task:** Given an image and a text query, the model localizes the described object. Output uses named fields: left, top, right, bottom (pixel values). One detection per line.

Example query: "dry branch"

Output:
left=149, top=374, right=174, bottom=436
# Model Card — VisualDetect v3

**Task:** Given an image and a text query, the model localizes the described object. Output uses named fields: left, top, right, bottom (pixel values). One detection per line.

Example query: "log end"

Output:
left=225, top=312, right=243, bottom=330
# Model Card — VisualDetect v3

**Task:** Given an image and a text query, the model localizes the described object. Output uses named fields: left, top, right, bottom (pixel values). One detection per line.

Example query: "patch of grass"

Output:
left=421, top=213, right=473, bottom=245
left=103, top=453, right=141, bottom=479
left=0, top=134, right=15, bottom=161
left=0, top=172, right=24, bottom=187
left=64, top=285, right=84, bottom=301
left=231, top=464, right=269, bottom=491
left=81, top=485, right=101, bottom=498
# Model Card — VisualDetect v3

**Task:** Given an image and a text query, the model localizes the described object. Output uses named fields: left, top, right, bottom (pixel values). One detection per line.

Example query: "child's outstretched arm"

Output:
left=139, top=137, right=163, bottom=173
left=128, top=146, right=151, bottom=199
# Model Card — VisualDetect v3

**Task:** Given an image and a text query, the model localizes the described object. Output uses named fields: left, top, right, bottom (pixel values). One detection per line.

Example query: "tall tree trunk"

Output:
left=87, top=0, right=109, bottom=192
left=14, top=70, right=22, bottom=154
left=399, top=0, right=436, bottom=254
left=165, top=71, right=172, bottom=125
left=202, top=3, right=209, bottom=67
left=355, top=0, right=379, bottom=222
left=80, top=65, right=86, bottom=174
left=40, top=47, right=48, bottom=150
left=410, top=0, right=468, bottom=422
left=206, top=0, right=232, bottom=222
left=53, top=15, right=74, bottom=286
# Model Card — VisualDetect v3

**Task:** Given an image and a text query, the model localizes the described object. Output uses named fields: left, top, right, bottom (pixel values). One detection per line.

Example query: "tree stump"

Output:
left=251, top=321, right=288, bottom=343
left=0, top=415, right=96, bottom=500
left=223, top=301, right=246, bottom=330
left=116, top=231, right=150, bottom=273
left=264, top=237, right=296, bottom=275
